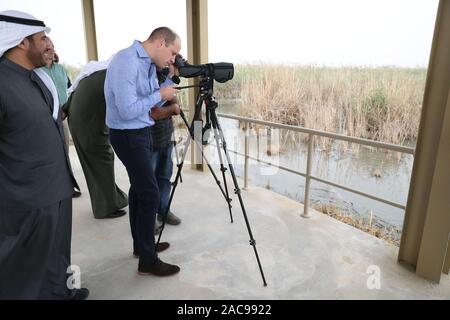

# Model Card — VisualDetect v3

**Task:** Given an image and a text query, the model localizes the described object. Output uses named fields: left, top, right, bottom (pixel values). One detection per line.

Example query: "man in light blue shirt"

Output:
left=105, top=27, right=181, bottom=277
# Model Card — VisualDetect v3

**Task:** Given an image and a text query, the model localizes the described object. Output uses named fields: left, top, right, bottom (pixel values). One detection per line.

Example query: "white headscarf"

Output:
left=0, top=10, right=58, bottom=120
left=0, top=10, right=51, bottom=58
left=34, top=68, right=60, bottom=120
left=68, top=55, right=115, bottom=94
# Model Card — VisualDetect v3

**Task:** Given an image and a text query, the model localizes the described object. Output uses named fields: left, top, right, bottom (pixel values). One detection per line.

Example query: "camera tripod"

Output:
left=156, top=77, right=267, bottom=286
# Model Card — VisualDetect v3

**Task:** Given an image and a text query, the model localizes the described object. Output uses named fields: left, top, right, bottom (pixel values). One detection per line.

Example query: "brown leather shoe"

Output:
left=133, top=242, right=170, bottom=258
left=138, top=258, right=180, bottom=276
left=155, top=242, right=170, bottom=252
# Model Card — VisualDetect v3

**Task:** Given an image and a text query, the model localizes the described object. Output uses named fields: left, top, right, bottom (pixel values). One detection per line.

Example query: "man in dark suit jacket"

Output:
left=0, top=10, right=88, bottom=300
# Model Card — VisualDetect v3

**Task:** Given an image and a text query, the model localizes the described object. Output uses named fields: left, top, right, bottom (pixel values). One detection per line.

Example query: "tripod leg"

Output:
left=157, top=111, right=232, bottom=242
left=180, top=110, right=236, bottom=213
left=197, top=142, right=235, bottom=211
left=172, top=110, right=267, bottom=286
left=156, top=125, right=192, bottom=246
left=211, top=111, right=268, bottom=286
left=172, top=131, right=182, bottom=183
left=211, top=125, right=234, bottom=223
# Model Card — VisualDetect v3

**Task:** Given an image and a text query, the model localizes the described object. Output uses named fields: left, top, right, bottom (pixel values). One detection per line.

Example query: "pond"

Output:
left=175, top=102, right=413, bottom=231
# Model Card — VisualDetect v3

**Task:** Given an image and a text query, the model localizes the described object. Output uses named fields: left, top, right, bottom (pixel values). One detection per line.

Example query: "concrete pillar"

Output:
left=415, top=90, right=450, bottom=282
left=82, top=0, right=98, bottom=61
left=186, top=0, right=208, bottom=170
left=398, top=0, right=450, bottom=283
left=443, top=240, right=450, bottom=275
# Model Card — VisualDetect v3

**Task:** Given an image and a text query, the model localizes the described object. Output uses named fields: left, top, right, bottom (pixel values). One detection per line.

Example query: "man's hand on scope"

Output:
left=160, top=86, right=179, bottom=101
left=170, top=103, right=181, bottom=115
left=168, top=95, right=181, bottom=115
left=151, top=102, right=181, bottom=120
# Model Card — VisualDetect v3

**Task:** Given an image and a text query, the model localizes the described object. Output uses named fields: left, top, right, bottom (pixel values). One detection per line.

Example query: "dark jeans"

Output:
left=109, top=128, right=160, bottom=265
left=151, top=144, right=173, bottom=219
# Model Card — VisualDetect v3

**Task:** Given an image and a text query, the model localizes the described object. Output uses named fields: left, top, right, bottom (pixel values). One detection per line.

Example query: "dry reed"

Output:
left=215, top=64, right=425, bottom=147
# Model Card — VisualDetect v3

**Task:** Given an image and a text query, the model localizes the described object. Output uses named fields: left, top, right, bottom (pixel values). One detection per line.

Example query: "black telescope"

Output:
left=174, top=54, right=234, bottom=83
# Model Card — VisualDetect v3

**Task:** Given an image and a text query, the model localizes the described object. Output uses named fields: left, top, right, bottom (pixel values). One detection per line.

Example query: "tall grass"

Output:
left=62, top=62, right=426, bottom=146
left=215, top=64, right=426, bottom=146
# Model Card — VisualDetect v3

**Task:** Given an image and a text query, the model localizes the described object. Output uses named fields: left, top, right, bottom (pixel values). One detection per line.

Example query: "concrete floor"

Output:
left=69, top=146, right=450, bottom=300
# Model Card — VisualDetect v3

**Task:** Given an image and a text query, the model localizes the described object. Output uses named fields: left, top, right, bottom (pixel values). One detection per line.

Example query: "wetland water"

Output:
left=175, top=106, right=413, bottom=230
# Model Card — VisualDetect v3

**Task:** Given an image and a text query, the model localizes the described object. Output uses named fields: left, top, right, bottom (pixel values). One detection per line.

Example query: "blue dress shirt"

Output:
left=105, top=40, right=172, bottom=129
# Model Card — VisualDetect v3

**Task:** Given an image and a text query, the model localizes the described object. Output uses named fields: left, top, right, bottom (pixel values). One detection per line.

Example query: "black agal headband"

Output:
left=0, top=14, right=46, bottom=27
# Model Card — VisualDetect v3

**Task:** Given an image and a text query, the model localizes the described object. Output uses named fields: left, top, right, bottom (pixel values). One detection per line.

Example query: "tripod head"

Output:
left=164, top=69, right=223, bottom=145
left=198, top=76, right=224, bottom=145
left=173, top=75, right=215, bottom=107
left=171, top=74, right=219, bottom=145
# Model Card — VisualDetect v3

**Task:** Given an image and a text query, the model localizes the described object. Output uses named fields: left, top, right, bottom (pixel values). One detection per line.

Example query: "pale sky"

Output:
left=0, top=0, right=439, bottom=68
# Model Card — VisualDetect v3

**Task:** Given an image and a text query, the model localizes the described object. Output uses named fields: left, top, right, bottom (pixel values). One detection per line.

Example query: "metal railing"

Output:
left=214, top=112, right=415, bottom=217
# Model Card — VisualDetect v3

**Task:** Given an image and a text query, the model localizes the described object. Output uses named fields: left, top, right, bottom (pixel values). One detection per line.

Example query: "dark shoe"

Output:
left=105, top=209, right=127, bottom=219
left=133, top=242, right=170, bottom=258
left=72, top=190, right=82, bottom=198
left=67, top=288, right=89, bottom=300
left=156, top=242, right=170, bottom=252
left=138, top=258, right=180, bottom=276
left=157, top=211, right=181, bottom=225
